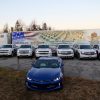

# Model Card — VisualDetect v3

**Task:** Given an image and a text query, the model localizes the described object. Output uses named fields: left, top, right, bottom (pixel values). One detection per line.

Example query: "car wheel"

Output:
left=98, top=55, right=100, bottom=60
left=59, top=82, right=63, bottom=90
left=26, top=87, right=31, bottom=91
left=77, top=53, right=81, bottom=60
left=11, top=51, right=14, bottom=57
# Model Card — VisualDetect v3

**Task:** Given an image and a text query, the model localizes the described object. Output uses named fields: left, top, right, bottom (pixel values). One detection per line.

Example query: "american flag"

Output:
left=12, top=32, right=24, bottom=40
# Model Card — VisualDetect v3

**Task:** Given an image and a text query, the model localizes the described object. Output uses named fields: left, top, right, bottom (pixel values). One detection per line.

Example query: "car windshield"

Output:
left=2, top=45, right=12, bottom=48
left=58, top=45, right=70, bottom=49
left=20, top=45, right=31, bottom=48
left=80, top=45, right=91, bottom=49
left=38, top=45, right=49, bottom=48
left=33, top=59, right=59, bottom=68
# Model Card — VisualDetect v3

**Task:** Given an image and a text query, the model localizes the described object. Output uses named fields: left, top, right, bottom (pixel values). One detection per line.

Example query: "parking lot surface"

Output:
left=0, top=57, right=100, bottom=81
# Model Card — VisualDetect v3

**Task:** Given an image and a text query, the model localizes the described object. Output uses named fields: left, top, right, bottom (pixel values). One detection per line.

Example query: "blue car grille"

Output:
left=29, top=83, right=59, bottom=89
left=32, top=79, right=52, bottom=83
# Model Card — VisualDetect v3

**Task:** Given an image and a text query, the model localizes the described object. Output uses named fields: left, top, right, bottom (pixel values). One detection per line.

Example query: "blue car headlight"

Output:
left=27, top=77, right=32, bottom=81
left=54, top=77, right=60, bottom=82
left=54, top=73, right=63, bottom=82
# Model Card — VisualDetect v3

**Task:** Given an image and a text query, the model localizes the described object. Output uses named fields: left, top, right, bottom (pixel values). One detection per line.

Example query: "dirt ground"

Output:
left=0, top=68, right=100, bottom=100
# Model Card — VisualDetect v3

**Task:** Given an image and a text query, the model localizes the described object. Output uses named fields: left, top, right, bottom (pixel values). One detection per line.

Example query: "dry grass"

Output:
left=0, top=68, right=100, bottom=100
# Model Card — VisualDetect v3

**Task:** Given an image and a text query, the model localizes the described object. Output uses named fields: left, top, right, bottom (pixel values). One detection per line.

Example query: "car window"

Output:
left=34, top=59, right=59, bottom=68
left=2, top=45, right=12, bottom=48
left=38, top=45, right=49, bottom=48
left=58, top=45, right=70, bottom=49
left=93, top=45, right=99, bottom=49
left=20, top=45, right=31, bottom=48
left=80, top=45, right=91, bottom=49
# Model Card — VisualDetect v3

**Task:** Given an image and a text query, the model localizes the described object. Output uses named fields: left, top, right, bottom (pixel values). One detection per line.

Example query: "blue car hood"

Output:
left=27, top=68, right=61, bottom=81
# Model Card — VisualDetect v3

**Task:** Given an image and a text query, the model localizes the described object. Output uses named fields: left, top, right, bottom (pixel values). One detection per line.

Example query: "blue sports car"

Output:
left=26, top=57, right=64, bottom=91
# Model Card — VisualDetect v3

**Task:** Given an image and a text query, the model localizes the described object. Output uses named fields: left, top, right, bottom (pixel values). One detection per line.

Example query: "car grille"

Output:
left=60, top=51, right=72, bottom=54
left=0, top=50, right=9, bottom=53
left=84, top=52, right=95, bottom=55
left=31, top=83, right=59, bottom=89
left=38, top=51, right=50, bottom=54
left=38, top=51, right=49, bottom=53
left=19, top=50, right=29, bottom=54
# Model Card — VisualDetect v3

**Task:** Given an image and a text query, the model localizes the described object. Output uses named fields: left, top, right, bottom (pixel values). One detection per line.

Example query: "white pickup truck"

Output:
left=0, top=44, right=17, bottom=56
left=17, top=45, right=34, bottom=57
left=35, top=44, right=52, bottom=58
left=57, top=44, right=74, bottom=58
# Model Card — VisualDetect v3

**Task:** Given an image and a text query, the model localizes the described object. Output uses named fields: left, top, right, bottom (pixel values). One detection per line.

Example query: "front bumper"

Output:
left=35, top=53, right=52, bottom=57
left=80, top=53, right=97, bottom=59
left=57, top=53, right=74, bottom=58
left=26, top=80, right=62, bottom=91
left=17, top=53, right=32, bottom=57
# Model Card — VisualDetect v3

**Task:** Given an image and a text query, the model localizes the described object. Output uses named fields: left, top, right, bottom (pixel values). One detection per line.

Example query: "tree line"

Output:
left=3, top=20, right=52, bottom=33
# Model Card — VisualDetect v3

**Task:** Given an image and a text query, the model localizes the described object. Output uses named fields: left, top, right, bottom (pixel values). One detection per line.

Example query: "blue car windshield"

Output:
left=34, top=59, right=59, bottom=68
left=58, top=45, right=70, bottom=49
left=38, top=45, right=49, bottom=48
left=20, top=45, right=31, bottom=48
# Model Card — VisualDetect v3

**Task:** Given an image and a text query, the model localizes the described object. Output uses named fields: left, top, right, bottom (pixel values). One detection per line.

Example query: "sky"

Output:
left=0, top=0, right=100, bottom=30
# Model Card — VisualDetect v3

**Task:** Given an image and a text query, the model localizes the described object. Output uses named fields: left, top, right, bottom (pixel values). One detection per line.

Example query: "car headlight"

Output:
left=94, top=51, right=97, bottom=54
left=29, top=50, right=32, bottom=53
left=81, top=51, right=85, bottom=54
left=27, top=77, right=32, bottom=81
left=54, top=77, right=60, bottom=81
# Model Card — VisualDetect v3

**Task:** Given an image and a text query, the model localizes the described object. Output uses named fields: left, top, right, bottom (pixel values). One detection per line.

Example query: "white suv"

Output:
left=17, top=45, right=34, bottom=57
left=35, top=44, right=52, bottom=58
left=0, top=44, right=17, bottom=56
left=57, top=44, right=74, bottom=58
left=74, top=44, right=97, bottom=59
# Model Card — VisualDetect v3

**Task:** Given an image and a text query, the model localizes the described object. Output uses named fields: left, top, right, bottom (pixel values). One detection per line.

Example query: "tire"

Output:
left=77, top=53, right=81, bottom=60
left=59, top=82, right=63, bottom=90
left=98, top=55, right=100, bottom=60
left=11, top=51, right=14, bottom=57
left=26, top=87, right=31, bottom=91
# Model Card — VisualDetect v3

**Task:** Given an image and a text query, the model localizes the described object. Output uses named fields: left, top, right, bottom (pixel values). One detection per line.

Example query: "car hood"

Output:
left=27, top=68, right=61, bottom=81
